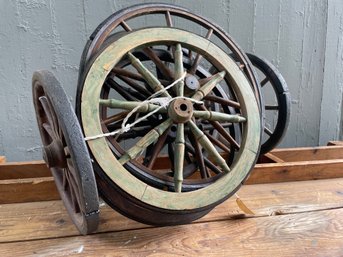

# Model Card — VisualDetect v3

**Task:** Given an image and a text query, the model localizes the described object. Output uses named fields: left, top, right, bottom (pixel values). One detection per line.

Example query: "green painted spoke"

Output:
left=127, top=52, right=171, bottom=98
left=193, top=110, right=246, bottom=123
left=118, top=119, right=173, bottom=165
left=99, top=99, right=163, bottom=113
left=174, top=123, right=185, bottom=193
left=191, top=71, right=226, bottom=101
left=188, top=120, right=230, bottom=173
left=174, top=43, right=184, bottom=97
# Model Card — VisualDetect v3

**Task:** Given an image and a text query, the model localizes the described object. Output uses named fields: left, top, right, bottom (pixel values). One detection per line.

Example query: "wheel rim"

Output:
left=32, top=70, right=99, bottom=235
left=95, top=37, right=240, bottom=191
left=81, top=28, right=261, bottom=210
left=246, top=53, right=291, bottom=154
left=77, top=3, right=263, bottom=113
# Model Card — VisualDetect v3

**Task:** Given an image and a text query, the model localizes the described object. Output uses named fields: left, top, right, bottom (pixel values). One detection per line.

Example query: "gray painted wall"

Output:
left=0, top=0, right=342, bottom=161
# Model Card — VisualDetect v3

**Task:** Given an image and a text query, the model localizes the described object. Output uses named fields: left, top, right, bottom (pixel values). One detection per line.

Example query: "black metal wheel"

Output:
left=78, top=27, right=261, bottom=226
left=32, top=70, right=99, bottom=235
left=247, top=54, right=291, bottom=154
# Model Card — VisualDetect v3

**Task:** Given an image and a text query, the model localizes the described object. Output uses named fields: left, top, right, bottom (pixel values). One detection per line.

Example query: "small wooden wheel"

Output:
left=32, top=70, right=99, bottom=235
left=247, top=54, right=291, bottom=154
left=79, top=28, right=261, bottom=225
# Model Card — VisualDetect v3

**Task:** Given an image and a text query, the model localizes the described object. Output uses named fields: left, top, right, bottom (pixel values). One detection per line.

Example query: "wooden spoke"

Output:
left=42, top=123, right=56, bottom=139
left=188, top=131, right=208, bottom=179
left=147, top=129, right=170, bottom=169
left=143, top=47, right=174, bottom=80
left=193, top=110, right=246, bottom=123
left=117, top=127, right=152, bottom=141
left=204, top=131, right=231, bottom=153
left=117, top=75, right=152, bottom=97
left=118, top=119, right=173, bottom=165
left=191, top=71, right=226, bottom=101
left=112, top=68, right=145, bottom=82
left=102, top=111, right=130, bottom=125
left=107, top=119, right=160, bottom=132
left=120, top=21, right=132, bottom=32
left=187, top=49, right=193, bottom=59
left=127, top=52, right=171, bottom=98
left=188, top=120, right=230, bottom=173
left=184, top=142, right=221, bottom=175
left=265, top=105, right=279, bottom=111
left=174, top=123, right=185, bottom=192
left=204, top=95, right=241, bottom=109
left=105, top=79, right=139, bottom=101
left=165, top=11, right=173, bottom=27
left=38, top=96, right=58, bottom=136
left=188, top=29, right=213, bottom=75
left=260, top=77, right=269, bottom=87
left=199, top=105, right=240, bottom=150
left=168, top=141, right=175, bottom=171
left=99, top=98, right=161, bottom=113
left=174, top=43, right=184, bottom=97
left=264, top=126, right=273, bottom=136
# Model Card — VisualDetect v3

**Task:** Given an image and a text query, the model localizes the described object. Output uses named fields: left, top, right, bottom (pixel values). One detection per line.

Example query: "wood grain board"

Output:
left=0, top=178, right=343, bottom=255
left=0, top=143, right=343, bottom=256
left=0, top=177, right=342, bottom=243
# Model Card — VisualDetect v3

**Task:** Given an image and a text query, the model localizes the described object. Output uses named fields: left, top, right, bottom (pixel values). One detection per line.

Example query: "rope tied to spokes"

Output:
left=85, top=72, right=203, bottom=141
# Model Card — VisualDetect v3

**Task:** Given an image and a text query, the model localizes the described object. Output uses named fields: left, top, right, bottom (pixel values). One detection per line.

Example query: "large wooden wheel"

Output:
left=32, top=71, right=99, bottom=235
left=76, top=3, right=263, bottom=114
left=246, top=54, right=291, bottom=154
left=78, top=28, right=261, bottom=225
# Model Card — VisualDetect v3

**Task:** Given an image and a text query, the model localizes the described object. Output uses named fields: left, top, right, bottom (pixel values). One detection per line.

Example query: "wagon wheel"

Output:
left=32, top=70, right=99, bottom=235
left=76, top=3, right=263, bottom=116
left=79, top=27, right=261, bottom=225
left=246, top=54, right=291, bottom=154
left=89, top=35, right=240, bottom=191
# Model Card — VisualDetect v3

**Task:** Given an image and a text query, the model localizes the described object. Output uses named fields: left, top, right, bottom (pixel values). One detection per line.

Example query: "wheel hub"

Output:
left=168, top=98, right=193, bottom=123
left=184, top=74, right=200, bottom=95
left=42, top=139, right=67, bottom=168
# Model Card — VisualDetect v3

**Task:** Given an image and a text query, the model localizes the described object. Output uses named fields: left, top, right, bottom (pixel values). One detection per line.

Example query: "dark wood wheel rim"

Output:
left=32, top=70, right=99, bottom=235
left=246, top=53, right=291, bottom=154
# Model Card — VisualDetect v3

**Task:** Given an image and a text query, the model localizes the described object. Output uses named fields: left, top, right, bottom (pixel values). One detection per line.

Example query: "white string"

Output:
left=85, top=72, right=203, bottom=141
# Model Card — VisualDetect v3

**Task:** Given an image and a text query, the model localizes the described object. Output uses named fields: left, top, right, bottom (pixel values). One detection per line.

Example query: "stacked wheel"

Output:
left=32, top=3, right=291, bottom=233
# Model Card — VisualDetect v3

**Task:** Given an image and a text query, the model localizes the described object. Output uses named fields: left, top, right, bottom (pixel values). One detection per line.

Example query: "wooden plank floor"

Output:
left=1, top=144, right=343, bottom=256
left=1, top=178, right=343, bottom=256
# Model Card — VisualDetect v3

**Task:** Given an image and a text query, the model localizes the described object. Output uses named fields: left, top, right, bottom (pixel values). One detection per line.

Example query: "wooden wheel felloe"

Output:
left=32, top=70, right=99, bottom=235
left=79, top=27, right=261, bottom=225
left=247, top=54, right=291, bottom=154
left=76, top=3, right=263, bottom=115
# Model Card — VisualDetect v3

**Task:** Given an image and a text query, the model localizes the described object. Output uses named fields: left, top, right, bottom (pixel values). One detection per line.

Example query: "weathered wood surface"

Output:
left=328, top=141, right=343, bottom=146
left=246, top=159, right=343, bottom=184
left=1, top=178, right=343, bottom=243
left=0, top=156, right=6, bottom=164
left=1, top=208, right=342, bottom=256
left=0, top=160, right=50, bottom=179
left=271, top=145, right=343, bottom=162
left=0, top=177, right=58, bottom=204
left=1, top=146, right=343, bottom=204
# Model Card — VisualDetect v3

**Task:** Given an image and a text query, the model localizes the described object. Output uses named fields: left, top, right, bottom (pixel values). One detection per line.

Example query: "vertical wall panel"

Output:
left=0, top=0, right=342, bottom=161
left=277, top=0, right=327, bottom=147
left=319, top=0, right=343, bottom=145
